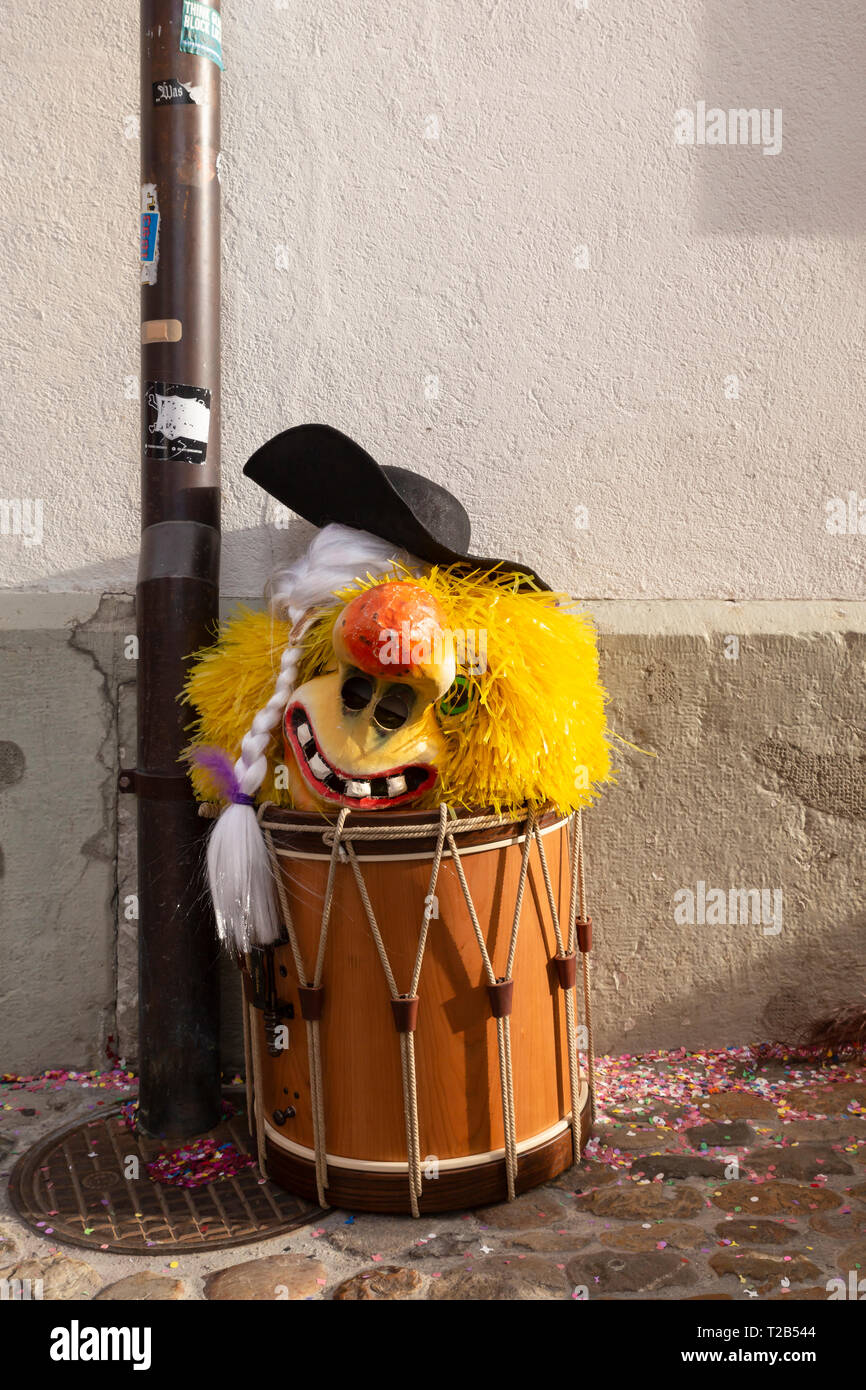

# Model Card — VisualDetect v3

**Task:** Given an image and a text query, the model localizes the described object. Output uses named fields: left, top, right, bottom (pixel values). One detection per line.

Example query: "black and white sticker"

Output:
left=144, top=382, right=211, bottom=465
left=153, top=78, right=205, bottom=106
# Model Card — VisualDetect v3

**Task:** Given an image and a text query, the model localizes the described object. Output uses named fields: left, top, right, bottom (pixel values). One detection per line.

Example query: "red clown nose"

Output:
left=333, top=582, right=455, bottom=693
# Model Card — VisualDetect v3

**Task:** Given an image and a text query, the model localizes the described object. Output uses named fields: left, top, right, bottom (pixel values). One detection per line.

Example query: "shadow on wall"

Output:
left=696, top=0, right=865, bottom=234
left=10, top=520, right=320, bottom=598
left=591, top=898, right=865, bottom=1059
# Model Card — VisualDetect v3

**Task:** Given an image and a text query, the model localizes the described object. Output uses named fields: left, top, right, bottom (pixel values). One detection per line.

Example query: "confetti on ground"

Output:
left=145, top=1138, right=255, bottom=1189
left=1, top=1067, right=137, bottom=1097
left=586, top=1046, right=865, bottom=1173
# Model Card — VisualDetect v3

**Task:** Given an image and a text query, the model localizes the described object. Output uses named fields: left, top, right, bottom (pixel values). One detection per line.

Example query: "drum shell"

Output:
left=248, top=808, right=587, bottom=1208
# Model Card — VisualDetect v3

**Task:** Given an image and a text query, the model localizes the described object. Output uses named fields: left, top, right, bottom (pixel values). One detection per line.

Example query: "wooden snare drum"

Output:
left=242, top=805, right=595, bottom=1214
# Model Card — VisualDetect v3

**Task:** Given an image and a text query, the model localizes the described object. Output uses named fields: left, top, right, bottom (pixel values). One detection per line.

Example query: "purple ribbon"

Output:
left=190, top=746, right=257, bottom=809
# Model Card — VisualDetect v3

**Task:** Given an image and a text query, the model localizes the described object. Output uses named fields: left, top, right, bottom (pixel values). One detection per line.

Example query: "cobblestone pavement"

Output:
left=2, top=1051, right=864, bottom=1300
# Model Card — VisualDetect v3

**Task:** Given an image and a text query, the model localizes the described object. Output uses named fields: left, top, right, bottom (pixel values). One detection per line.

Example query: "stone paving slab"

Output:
left=1, top=1052, right=864, bottom=1301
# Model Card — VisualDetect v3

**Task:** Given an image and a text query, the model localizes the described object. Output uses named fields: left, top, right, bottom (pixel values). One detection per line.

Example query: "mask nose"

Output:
left=333, top=582, right=456, bottom=698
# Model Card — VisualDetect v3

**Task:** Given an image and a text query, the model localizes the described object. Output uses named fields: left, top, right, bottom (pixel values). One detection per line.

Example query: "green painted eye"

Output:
left=439, top=674, right=471, bottom=717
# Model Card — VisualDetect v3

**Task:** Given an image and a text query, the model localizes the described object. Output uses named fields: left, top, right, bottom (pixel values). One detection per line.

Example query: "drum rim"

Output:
left=258, top=802, right=561, bottom=830
left=257, top=802, right=569, bottom=861
left=262, top=1101, right=586, bottom=1173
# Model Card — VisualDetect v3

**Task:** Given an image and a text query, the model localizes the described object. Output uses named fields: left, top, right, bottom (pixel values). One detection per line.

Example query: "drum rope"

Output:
left=567, top=814, right=580, bottom=955
left=401, top=1034, right=421, bottom=1209
left=256, top=808, right=526, bottom=839
left=346, top=846, right=398, bottom=992
left=507, top=818, right=535, bottom=980
left=345, top=803, right=449, bottom=1217
left=533, top=821, right=583, bottom=1157
left=575, top=810, right=597, bottom=1122
left=576, top=811, right=588, bottom=921
left=308, top=1024, right=328, bottom=1202
left=411, top=803, right=448, bottom=997
left=495, top=1018, right=516, bottom=1197
left=444, top=837, right=514, bottom=1196
left=445, top=812, right=534, bottom=1201
left=500, top=824, right=536, bottom=1196
left=566, top=815, right=583, bottom=1148
left=314, top=806, right=350, bottom=985
left=262, top=805, right=349, bottom=1208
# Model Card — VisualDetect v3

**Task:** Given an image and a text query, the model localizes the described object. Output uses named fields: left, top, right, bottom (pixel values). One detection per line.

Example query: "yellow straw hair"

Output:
left=184, top=566, right=613, bottom=816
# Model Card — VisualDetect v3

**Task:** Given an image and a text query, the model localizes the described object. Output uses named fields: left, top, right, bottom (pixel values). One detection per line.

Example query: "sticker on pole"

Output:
left=144, top=383, right=212, bottom=465
left=140, top=184, right=159, bottom=285
left=153, top=78, right=205, bottom=106
left=179, top=2, right=224, bottom=70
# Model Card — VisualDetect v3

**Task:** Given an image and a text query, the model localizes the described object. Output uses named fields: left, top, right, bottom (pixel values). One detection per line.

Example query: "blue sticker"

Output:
left=140, top=184, right=160, bottom=285
left=140, top=211, right=159, bottom=262
left=179, top=2, right=224, bottom=70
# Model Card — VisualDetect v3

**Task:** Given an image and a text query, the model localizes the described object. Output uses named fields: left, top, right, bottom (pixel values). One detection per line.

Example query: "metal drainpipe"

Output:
left=130, top=0, right=223, bottom=1138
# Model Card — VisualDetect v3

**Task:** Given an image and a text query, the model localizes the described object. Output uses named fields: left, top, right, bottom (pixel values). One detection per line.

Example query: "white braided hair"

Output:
left=207, top=522, right=422, bottom=953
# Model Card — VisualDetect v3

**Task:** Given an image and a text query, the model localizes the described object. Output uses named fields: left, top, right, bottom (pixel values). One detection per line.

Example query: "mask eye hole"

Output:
left=341, top=674, right=374, bottom=712
left=439, top=674, right=471, bottom=717
left=374, top=688, right=411, bottom=731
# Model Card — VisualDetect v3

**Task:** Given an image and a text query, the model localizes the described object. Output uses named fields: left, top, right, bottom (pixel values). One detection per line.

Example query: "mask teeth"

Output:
left=293, top=707, right=427, bottom=802
left=308, top=750, right=330, bottom=781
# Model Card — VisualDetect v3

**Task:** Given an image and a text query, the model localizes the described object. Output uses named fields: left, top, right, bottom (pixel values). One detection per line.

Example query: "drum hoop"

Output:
left=262, top=1108, right=584, bottom=1173
left=261, top=816, right=569, bottom=864
left=257, top=805, right=554, bottom=834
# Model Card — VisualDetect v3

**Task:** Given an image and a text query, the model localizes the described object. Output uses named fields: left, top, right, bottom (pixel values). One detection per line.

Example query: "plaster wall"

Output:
left=1, top=2, right=864, bottom=598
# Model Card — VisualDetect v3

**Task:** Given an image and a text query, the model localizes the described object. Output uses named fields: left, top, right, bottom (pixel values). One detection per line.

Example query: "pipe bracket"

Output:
left=118, top=768, right=196, bottom=800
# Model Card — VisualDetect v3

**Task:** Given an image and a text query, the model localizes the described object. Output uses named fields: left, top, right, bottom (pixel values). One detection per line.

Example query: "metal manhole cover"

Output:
left=81, top=1170, right=124, bottom=1191
left=8, top=1089, right=322, bottom=1254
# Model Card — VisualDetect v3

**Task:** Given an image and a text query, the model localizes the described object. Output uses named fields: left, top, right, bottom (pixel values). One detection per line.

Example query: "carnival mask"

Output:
left=282, top=581, right=456, bottom=811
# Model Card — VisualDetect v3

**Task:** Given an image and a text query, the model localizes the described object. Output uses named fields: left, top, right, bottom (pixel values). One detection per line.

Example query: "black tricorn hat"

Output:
left=244, top=423, right=550, bottom=591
